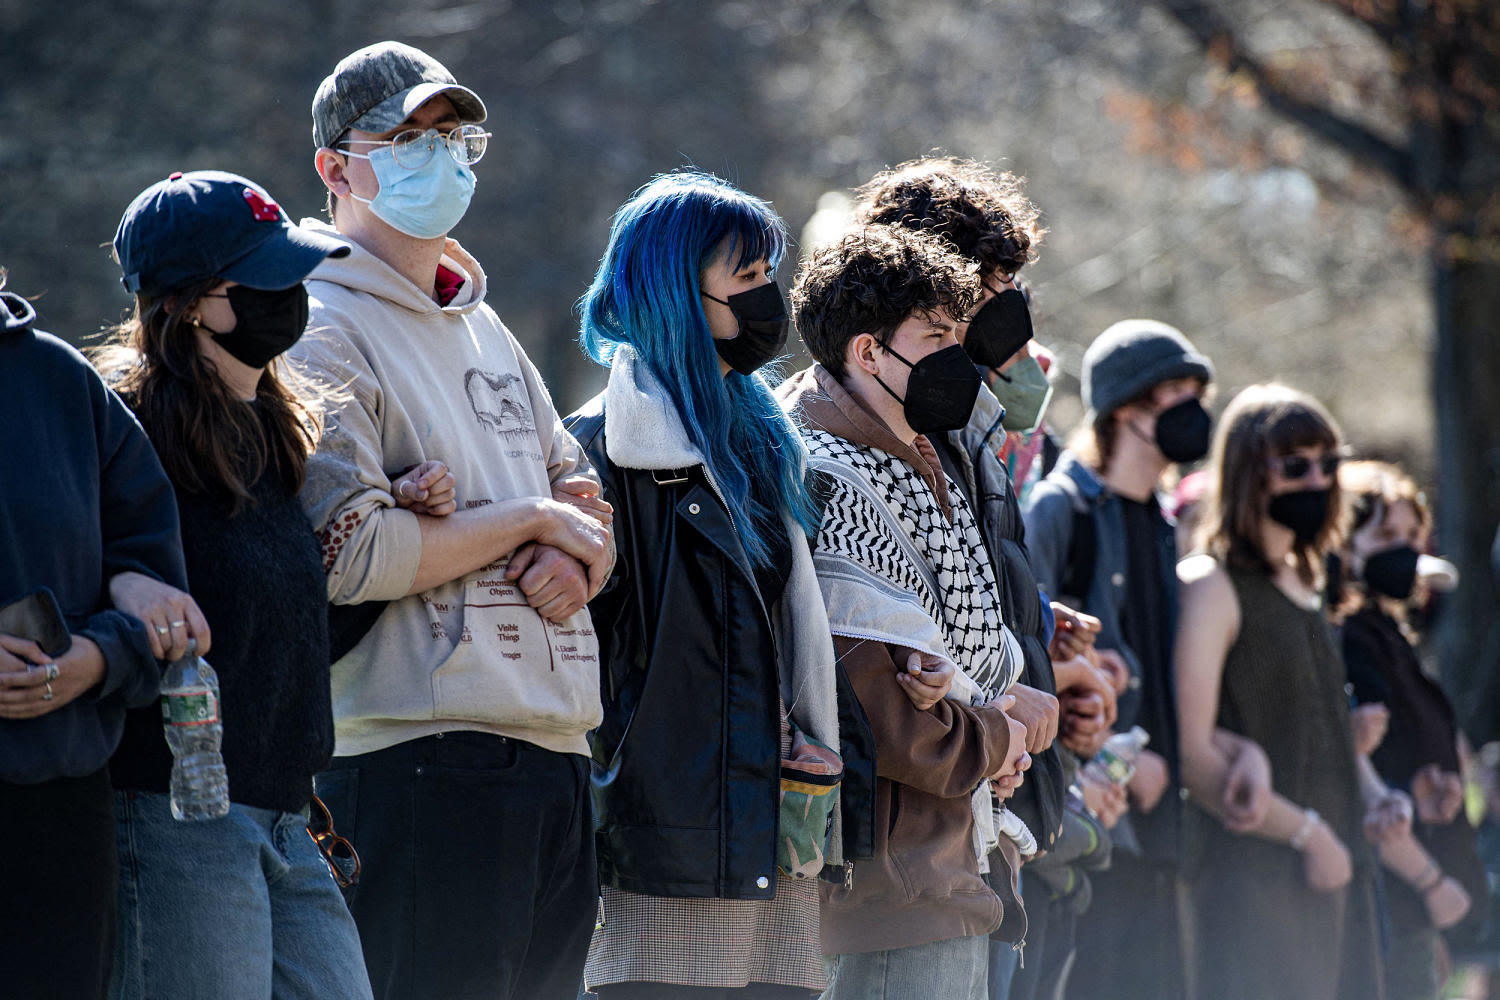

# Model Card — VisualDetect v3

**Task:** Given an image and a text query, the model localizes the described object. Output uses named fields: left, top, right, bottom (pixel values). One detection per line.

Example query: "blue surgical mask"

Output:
left=345, top=144, right=475, bottom=239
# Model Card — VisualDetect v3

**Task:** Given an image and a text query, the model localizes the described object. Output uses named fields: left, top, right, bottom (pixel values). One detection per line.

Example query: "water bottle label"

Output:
left=162, top=690, right=218, bottom=726
left=1096, top=748, right=1132, bottom=784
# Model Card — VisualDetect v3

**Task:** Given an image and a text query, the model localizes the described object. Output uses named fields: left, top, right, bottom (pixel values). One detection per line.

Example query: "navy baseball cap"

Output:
left=114, top=170, right=350, bottom=298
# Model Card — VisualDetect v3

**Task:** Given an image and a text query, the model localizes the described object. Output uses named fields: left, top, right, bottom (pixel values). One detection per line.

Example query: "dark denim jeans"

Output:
left=317, top=731, right=597, bottom=1000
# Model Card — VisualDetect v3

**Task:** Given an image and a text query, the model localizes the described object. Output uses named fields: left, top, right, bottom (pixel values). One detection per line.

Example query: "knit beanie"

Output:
left=1081, top=319, right=1213, bottom=419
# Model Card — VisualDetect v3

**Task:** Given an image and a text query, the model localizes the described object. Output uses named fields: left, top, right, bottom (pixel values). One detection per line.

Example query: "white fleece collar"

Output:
left=602, top=346, right=706, bottom=471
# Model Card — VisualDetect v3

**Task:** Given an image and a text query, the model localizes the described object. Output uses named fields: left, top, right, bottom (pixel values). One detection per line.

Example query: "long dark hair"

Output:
left=1195, top=382, right=1342, bottom=585
left=93, top=283, right=322, bottom=514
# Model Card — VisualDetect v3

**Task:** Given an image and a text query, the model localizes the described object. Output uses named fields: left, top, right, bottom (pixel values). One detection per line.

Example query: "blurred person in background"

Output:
left=96, top=170, right=373, bottom=1000
left=1337, top=459, right=1486, bottom=1000
left=780, top=224, right=1031, bottom=1000
left=564, top=170, right=911, bottom=999
left=0, top=270, right=187, bottom=1000
left=1175, top=382, right=1382, bottom=1000
left=1024, top=320, right=1270, bottom=1000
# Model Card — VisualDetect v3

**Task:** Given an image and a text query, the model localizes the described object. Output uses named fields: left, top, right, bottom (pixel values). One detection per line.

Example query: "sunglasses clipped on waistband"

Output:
left=1270, top=453, right=1341, bottom=480
left=307, top=794, right=361, bottom=888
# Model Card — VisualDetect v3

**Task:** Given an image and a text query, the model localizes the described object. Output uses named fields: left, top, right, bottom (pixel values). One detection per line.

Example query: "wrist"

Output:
left=1289, top=808, right=1321, bottom=852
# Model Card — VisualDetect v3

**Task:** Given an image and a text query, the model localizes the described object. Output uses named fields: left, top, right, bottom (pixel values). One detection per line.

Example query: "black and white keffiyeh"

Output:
left=804, top=428, right=1020, bottom=699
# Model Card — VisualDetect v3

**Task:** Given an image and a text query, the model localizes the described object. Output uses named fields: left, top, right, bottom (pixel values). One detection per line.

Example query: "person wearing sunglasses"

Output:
left=1174, top=383, right=1383, bottom=1000
left=92, top=171, right=368, bottom=1000
left=293, top=41, right=613, bottom=1000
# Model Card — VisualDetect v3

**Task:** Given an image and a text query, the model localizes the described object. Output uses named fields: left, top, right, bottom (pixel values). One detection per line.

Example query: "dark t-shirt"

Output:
left=1118, top=495, right=1171, bottom=733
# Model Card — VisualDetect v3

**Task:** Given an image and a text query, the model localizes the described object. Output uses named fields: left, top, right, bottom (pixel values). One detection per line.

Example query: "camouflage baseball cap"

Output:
left=312, top=41, right=487, bottom=149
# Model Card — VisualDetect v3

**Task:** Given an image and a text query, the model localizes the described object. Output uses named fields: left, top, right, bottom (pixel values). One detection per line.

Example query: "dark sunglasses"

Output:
left=1269, top=453, right=1340, bottom=480
left=307, top=794, right=361, bottom=888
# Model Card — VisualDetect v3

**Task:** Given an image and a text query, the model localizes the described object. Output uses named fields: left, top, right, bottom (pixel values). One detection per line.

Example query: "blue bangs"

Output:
left=578, top=170, right=815, bottom=566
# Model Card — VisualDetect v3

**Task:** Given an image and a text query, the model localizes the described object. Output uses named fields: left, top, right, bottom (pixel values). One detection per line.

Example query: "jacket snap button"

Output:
left=1111, top=572, right=1125, bottom=586
left=756, top=876, right=769, bottom=889
left=688, top=503, right=700, bottom=515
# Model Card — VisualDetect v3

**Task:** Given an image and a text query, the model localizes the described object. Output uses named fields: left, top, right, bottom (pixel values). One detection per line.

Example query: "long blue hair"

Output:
left=579, top=170, right=817, bottom=567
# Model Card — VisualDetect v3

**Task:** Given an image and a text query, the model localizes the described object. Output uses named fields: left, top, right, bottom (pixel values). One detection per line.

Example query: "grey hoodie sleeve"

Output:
left=291, top=329, right=423, bottom=605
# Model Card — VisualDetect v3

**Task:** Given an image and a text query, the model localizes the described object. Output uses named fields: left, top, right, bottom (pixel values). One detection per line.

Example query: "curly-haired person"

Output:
left=776, top=225, right=1030, bottom=1000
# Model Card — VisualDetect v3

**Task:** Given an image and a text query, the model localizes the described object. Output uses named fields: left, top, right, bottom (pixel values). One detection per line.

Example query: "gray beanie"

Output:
left=1081, top=319, right=1213, bottom=418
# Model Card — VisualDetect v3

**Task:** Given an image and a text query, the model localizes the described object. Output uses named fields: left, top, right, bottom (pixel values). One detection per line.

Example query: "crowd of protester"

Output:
left=1, top=37, right=1495, bottom=1000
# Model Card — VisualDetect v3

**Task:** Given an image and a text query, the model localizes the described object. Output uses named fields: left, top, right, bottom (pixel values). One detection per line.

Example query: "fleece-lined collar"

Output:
left=601, top=346, right=707, bottom=472
left=777, top=364, right=953, bottom=518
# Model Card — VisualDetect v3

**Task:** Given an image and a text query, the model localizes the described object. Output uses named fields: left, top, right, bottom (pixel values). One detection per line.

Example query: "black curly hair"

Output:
left=853, top=156, right=1044, bottom=277
left=791, top=225, right=979, bottom=379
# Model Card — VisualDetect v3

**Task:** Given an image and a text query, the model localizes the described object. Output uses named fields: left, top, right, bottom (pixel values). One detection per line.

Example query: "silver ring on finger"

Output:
left=43, top=662, right=59, bottom=682
left=170, top=620, right=187, bottom=629
left=42, top=681, right=53, bottom=701
left=156, top=624, right=170, bottom=636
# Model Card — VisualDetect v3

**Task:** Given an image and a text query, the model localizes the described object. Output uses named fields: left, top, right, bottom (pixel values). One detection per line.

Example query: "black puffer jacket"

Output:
left=568, top=396, right=876, bottom=899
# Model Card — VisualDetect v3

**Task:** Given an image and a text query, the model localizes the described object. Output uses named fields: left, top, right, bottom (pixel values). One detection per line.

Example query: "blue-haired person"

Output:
left=565, top=171, right=948, bottom=998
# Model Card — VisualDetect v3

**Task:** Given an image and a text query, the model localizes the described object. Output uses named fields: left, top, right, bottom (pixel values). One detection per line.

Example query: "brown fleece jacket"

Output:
left=777, top=365, right=1024, bottom=955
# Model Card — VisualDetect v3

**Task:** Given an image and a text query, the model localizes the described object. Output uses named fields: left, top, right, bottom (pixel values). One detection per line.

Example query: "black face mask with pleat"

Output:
left=873, top=343, right=982, bottom=434
left=962, top=288, right=1032, bottom=369
left=205, top=284, right=310, bottom=368
left=704, top=282, right=789, bottom=375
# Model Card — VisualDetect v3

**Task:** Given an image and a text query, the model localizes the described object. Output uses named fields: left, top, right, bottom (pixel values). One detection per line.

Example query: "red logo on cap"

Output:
left=243, top=188, right=282, bottom=222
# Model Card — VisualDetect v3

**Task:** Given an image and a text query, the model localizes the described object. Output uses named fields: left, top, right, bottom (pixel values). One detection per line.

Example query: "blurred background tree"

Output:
left=1, top=0, right=1493, bottom=735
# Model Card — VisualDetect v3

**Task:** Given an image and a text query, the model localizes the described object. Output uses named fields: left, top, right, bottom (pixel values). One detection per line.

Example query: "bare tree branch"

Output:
left=1153, top=0, right=1417, bottom=191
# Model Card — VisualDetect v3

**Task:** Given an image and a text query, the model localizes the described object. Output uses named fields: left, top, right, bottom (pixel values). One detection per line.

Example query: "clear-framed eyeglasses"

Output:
left=339, top=123, right=490, bottom=170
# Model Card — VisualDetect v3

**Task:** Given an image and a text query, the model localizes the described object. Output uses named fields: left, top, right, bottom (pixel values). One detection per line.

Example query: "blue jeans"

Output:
left=109, top=790, right=372, bottom=1000
left=821, top=935, right=988, bottom=1000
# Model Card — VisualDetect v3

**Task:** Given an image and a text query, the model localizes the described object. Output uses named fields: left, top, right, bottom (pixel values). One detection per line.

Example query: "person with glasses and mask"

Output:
left=291, top=41, right=614, bottom=1000
left=1174, top=383, right=1383, bottom=1000
left=94, top=170, right=370, bottom=1000
left=1023, top=319, right=1274, bottom=1000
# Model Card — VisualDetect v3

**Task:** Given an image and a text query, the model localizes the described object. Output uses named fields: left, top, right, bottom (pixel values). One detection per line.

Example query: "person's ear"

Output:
left=315, top=148, right=352, bottom=200
left=848, top=333, right=881, bottom=377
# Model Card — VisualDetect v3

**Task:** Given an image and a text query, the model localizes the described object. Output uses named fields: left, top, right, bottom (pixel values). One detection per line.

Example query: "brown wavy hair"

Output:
left=852, top=156, right=1044, bottom=278
left=791, top=224, right=979, bottom=379
left=93, top=285, right=323, bottom=514
left=1194, top=383, right=1342, bottom=585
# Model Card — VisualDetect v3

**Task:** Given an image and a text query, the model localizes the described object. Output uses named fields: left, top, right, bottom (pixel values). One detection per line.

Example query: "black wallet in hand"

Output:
left=0, top=587, right=72, bottom=657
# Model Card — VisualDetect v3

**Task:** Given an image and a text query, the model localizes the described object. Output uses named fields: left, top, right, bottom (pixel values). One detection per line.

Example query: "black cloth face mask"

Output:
left=872, top=342, right=982, bottom=434
left=703, top=281, right=789, bottom=375
left=1153, top=398, right=1213, bottom=464
left=203, top=284, right=310, bottom=369
left=962, top=289, right=1032, bottom=369
left=1362, top=544, right=1419, bottom=600
left=1267, top=488, right=1329, bottom=545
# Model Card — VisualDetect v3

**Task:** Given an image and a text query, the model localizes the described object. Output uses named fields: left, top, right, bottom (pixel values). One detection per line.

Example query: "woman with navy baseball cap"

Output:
left=94, top=170, right=386, bottom=1000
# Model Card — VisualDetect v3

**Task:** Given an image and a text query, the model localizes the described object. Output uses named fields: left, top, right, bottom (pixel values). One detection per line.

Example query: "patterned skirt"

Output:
left=584, top=878, right=823, bottom=992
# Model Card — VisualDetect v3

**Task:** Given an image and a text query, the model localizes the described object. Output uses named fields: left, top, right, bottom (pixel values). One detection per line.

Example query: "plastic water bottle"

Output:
left=160, top=641, right=230, bottom=820
left=1089, top=725, right=1151, bottom=787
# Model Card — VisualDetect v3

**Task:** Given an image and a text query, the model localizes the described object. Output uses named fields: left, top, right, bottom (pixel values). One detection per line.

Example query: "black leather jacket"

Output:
left=570, top=396, right=870, bottom=899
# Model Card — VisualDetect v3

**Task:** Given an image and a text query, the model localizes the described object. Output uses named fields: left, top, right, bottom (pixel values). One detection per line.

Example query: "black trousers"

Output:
left=0, top=767, right=118, bottom=1000
left=316, top=732, right=597, bottom=1000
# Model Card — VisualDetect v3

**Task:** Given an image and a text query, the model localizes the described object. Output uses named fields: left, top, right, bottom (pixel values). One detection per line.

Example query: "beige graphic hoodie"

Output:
left=290, top=218, right=603, bottom=758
